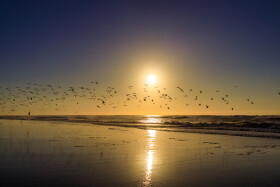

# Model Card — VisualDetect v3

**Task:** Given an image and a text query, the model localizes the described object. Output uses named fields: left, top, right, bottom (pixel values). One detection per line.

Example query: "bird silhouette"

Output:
left=0, top=81, right=261, bottom=114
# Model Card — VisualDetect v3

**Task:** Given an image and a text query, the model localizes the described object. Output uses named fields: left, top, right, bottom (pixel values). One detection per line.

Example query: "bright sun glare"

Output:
left=146, top=74, right=157, bottom=85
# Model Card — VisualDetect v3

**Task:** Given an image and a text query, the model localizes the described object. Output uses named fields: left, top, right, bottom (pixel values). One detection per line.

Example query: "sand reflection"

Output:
left=143, top=129, right=156, bottom=186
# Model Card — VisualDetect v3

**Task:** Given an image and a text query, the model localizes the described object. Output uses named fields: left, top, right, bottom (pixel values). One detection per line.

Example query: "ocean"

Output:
left=1, top=115, right=280, bottom=138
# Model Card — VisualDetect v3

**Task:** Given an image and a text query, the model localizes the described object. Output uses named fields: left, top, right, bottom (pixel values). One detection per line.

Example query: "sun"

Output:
left=146, top=74, right=157, bottom=85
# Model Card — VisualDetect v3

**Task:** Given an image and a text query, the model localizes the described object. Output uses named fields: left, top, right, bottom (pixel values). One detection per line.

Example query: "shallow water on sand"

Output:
left=1, top=119, right=280, bottom=186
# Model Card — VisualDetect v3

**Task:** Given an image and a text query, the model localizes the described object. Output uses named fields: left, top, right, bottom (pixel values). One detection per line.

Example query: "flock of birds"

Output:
left=0, top=81, right=279, bottom=115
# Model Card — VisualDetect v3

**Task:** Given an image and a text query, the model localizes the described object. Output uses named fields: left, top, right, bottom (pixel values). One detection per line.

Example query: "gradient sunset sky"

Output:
left=0, top=0, right=279, bottom=115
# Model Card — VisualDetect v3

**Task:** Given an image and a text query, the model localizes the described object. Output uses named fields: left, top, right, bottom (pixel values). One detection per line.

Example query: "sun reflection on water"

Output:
left=142, top=116, right=162, bottom=125
left=148, top=129, right=156, bottom=138
left=143, top=130, right=157, bottom=186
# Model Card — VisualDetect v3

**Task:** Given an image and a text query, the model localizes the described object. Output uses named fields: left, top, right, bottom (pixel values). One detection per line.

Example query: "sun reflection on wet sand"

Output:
left=143, top=129, right=156, bottom=186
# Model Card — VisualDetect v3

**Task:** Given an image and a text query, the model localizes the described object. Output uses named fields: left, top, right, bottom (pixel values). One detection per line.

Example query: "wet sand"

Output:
left=1, top=119, right=280, bottom=186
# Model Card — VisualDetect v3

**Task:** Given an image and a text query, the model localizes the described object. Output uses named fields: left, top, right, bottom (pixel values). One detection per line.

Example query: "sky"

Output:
left=0, top=0, right=279, bottom=115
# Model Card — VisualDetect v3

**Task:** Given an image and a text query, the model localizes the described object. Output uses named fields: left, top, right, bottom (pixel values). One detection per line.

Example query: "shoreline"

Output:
left=1, top=115, right=280, bottom=139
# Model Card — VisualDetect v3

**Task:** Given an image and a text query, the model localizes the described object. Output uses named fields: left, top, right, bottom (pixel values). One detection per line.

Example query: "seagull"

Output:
left=176, top=87, right=184, bottom=92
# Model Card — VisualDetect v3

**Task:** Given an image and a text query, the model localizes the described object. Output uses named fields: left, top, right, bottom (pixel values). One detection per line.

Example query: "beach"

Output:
left=1, top=0, right=280, bottom=186
left=1, top=119, right=280, bottom=186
